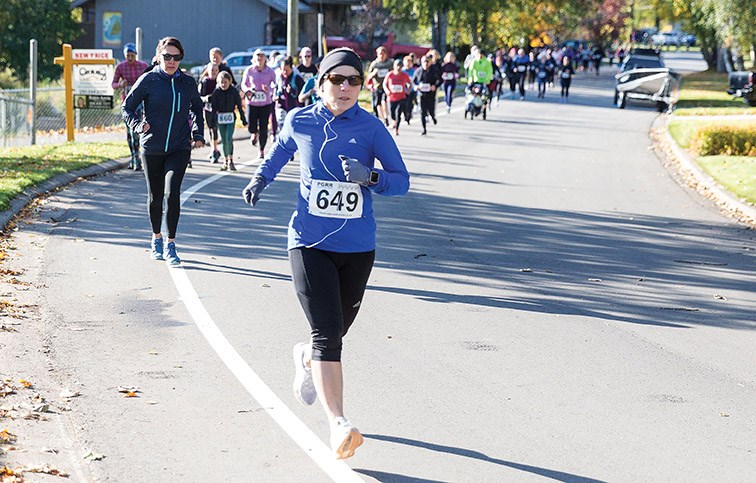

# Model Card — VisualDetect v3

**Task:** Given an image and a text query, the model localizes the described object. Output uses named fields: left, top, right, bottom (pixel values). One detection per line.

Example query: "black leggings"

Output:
left=246, top=103, right=273, bottom=149
left=420, top=94, right=434, bottom=130
left=142, top=150, right=190, bottom=239
left=560, top=79, right=571, bottom=97
left=289, top=247, right=375, bottom=362
left=516, top=73, right=526, bottom=96
left=389, top=100, right=405, bottom=124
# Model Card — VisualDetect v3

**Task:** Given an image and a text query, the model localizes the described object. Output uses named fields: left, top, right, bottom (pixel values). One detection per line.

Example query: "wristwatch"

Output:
left=368, top=170, right=380, bottom=186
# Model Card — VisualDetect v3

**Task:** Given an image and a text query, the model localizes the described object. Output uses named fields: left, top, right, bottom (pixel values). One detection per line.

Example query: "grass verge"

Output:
left=668, top=71, right=755, bottom=206
left=0, top=142, right=130, bottom=211
left=695, top=155, right=756, bottom=204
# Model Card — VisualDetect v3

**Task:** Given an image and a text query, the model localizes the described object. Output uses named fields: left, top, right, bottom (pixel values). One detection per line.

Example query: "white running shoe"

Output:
left=292, top=342, right=317, bottom=406
left=330, top=417, right=363, bottom=459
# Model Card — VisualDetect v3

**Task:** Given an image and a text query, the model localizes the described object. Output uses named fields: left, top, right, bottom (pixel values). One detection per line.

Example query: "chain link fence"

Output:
left=0, top=86, right=126, bottom=147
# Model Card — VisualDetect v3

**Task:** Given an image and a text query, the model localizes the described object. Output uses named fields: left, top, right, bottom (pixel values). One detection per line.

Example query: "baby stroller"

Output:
left=464, top=83, right=489, bottom=120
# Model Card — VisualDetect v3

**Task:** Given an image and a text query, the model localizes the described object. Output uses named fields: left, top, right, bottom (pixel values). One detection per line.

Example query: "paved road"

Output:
left=3, top=54, right=754, bottom=482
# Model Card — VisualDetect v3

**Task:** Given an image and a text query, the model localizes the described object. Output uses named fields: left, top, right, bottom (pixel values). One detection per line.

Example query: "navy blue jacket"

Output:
left=122, top=66, right=205, bottom=155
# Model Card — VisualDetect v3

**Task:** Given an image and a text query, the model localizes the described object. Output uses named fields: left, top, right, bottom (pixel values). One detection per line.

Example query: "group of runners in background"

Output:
left=113, top=41, right=621, bottom=172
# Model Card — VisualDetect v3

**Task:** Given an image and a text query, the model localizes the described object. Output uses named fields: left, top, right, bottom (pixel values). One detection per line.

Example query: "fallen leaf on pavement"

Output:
left=59, top=389, right=80, bottom=399
left=116, top=386, right=140, bottom=394
left=0, top=429, right=17, bottom=444
left=83, top=450, right=105, bottom=461
left=20, top=464, right=69, bottom=477
left=0, top=465, right=23, bottom=481
left=32, top=404, right=51, bottom=413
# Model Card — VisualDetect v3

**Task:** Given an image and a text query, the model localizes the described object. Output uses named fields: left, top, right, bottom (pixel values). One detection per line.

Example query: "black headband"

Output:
left=318, top=48, right=364, bottom=86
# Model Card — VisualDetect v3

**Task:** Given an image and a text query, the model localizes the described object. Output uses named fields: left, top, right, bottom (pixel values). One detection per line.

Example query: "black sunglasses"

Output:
left=325, top=73, right=363, bottom=86
left=161, top=53, right=183, bottom=61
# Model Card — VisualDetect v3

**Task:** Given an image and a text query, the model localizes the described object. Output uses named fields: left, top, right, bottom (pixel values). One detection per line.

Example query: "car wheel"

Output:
left=616, top=91, right=626, bottom=109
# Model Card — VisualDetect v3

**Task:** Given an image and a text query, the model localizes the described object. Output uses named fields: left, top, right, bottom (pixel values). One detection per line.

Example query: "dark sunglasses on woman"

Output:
left=324, top=73, right=363, bottom=86
left=161, top=53, right=183, bottom=61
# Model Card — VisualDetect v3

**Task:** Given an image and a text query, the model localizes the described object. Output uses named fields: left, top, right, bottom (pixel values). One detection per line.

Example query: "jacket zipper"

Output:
left=165, top=78, right=176, bottom=152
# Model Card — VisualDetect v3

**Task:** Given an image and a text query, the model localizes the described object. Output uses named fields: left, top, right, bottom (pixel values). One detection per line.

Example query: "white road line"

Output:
left=166, top=162, right=363, bottom=482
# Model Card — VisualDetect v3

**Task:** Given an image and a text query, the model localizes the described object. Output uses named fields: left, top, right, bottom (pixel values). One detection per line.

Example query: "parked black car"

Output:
left=727, top=71, right=756, bottom=106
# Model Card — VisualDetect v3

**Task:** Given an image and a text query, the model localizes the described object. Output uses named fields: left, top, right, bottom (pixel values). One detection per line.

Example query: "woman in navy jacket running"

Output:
left=122, top=37, right=205, bottom=266
left=242, top=48, right=409, bottom=460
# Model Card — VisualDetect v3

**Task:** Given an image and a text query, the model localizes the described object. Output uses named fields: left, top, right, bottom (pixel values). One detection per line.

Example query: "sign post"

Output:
left=54, top=44, right=115, bottom=142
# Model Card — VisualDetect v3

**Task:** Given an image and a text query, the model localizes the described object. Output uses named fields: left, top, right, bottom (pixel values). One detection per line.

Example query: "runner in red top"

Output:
left=382, top=60, right=411, bottom=136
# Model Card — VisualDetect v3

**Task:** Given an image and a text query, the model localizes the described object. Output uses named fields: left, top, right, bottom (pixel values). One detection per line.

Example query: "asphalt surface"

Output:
left=1, top=53, right=754, bottom=482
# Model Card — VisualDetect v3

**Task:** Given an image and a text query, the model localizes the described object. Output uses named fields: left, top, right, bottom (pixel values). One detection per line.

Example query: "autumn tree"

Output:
left=581, top=0, right=630, bottom=47
left=0, top=0, right=81, bottom=81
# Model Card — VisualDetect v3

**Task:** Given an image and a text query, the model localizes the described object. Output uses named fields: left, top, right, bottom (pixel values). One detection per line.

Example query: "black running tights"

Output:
left=142, top=150, right=190, bottom=239
left=289, top=247, right=375, bottom=362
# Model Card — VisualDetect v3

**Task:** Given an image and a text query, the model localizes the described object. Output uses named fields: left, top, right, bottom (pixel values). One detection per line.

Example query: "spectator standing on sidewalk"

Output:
left=112, top=43, right=148, bottom=170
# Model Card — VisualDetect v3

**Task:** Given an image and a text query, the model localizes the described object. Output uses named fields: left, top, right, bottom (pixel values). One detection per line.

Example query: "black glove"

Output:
left=340, top=155, right=371, bottom=186
left=242, top=175, right=266, bottom=206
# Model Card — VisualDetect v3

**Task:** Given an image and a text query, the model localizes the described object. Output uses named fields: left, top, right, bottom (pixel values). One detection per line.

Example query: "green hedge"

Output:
left=691, top=125, right=756, bottom=157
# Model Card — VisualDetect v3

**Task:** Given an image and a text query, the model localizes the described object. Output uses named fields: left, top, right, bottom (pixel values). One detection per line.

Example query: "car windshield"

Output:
left=226, top=55, right=251, bottom=67
left=622, top=56, right=663, bottom=71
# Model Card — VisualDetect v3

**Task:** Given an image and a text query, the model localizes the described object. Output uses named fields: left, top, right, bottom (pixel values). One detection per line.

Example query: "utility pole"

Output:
left=287, top=0, right=299, bottom=58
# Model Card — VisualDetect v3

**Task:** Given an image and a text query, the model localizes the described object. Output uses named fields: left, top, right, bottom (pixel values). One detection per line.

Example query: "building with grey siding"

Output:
left=70, top=0, right=359, bottom=63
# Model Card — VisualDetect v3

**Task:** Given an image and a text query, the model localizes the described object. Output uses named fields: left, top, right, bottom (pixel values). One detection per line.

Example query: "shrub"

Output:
left=0, top=68, right=23, bottom=89
left=691, top=125, right=756, bottom=157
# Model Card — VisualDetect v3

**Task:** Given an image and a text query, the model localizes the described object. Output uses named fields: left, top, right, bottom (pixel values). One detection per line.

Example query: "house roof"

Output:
left=258, top=0, right=313, bottom=13
left=71, top=0, right=312, bottom=13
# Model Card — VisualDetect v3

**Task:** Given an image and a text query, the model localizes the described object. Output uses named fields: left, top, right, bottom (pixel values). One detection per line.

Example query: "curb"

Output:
left=0, top=157, right=130, bottom=231
left=653, top=115, right=756, bottom=226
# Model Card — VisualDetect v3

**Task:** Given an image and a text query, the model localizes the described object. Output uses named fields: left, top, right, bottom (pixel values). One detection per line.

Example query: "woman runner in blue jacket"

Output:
left=122, top=37, right=205, bottom=266
left=242, top=48, right=410, bottom=460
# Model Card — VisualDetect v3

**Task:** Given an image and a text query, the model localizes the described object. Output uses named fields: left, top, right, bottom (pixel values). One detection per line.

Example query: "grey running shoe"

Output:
left=292, top=342, right=317, bottom=406
left=330, top=417, right=363, bottom=459
left=150, top=237, right=164, bottom=261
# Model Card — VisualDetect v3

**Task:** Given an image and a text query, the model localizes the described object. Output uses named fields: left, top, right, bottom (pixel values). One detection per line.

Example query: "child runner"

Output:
left=211, top=71, right=247, bottom=171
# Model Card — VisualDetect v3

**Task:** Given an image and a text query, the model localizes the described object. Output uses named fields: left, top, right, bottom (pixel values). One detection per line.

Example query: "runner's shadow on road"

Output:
left=358, top=434, right=607, bottom=483
left=183, top=259, right=290, bottom=281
